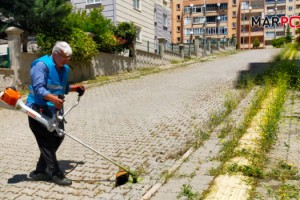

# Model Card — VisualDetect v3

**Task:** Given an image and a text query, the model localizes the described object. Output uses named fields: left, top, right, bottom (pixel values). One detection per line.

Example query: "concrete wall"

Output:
left=0, top=69, right=14, bottom=89
left=0, top=49, right=182, bottom=90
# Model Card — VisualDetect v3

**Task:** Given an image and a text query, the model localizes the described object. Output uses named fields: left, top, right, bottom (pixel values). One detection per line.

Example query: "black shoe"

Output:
left=51, top=171, right=72, bottom=186
left=29, top=170, right=50, bottom=181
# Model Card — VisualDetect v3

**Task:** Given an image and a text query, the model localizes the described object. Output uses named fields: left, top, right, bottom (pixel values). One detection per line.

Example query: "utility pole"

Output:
left=274, top=0, right=277, bottom=39
left=217, top=2, right=220, bottom=40
left=203, top=0, right=207, bottom=56
left=242, top=2, right=244, bottom=50
left=249, top=0, right=252, bottom=50
left=189, top=3, right=193, bottom=57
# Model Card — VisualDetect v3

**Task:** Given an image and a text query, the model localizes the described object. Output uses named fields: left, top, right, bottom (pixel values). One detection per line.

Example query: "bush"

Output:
left=113, top=22, right=137, bottom=55
left=65, top=7, right=117, bottom=53
left=272, top=37, right=286, bottom=48
left=36, top=28, right=98, bottom=63
left=67, top=28, right=98, bottom=63
left=253, top=38, right=260, bottom=48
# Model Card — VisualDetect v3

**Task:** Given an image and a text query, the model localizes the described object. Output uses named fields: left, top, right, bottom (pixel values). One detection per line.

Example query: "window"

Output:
left=232, top=22, right=236, bottom=28
left=289, top=0, right=293, bottom=2
left=211, top=27, right=216, bottom=35
left=206, top=3, right=227, bottom=11
left=220, top=15, right=227, bottom=22
left=177, top=26, right=181, bottom=32
left=266, top=32, right=275, bottom=38
left=206, top=28, right=212, bottom=35
left=163, top=14, right=167, bottom=27
left=206, top=16, right=216, bottom=23
left=194, top=5, right=202, bottom=13
left=177, top=15, right=181, bottom=21
left=184, top=17, right=191, bottom=25
left=177, top=37, right=181, bottom=42
left=86, top=0, right=101, bottom=4
left=136, top=27, right=141, bottom=42
left=219, top=26, right=228, bottom=34
left=184, top=6, right=190, bottom=14
left=154, top=9, right=157, bottom=22
left=184, top=28, right=192, bottom=35
left=241, top=2, right=249, bottom=10
left=288, top=6, right=293, bottom=11
left=193, top=28, right=204, bottom=35
left=133, top=0, right=141, bottom=10
left=193, top=16, right=205, bottom=24
left=232, top=11, right=236, bottom=17
left=176, top=4, right=180, bottom=11
left=233, top=0, right=236, bottom=5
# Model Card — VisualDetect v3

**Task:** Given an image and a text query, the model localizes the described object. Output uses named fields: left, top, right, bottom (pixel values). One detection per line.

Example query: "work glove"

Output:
left=74, top=85, right=85, bottom=96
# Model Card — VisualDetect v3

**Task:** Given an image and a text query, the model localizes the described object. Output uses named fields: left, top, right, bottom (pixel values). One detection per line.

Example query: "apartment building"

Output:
left=264, top=0, right=300, bottom=45
left=171, top=0, right=239, bottom=45
left=71, top=0, right=171, bottom=53
left=238, top=0, right=265, bottom=49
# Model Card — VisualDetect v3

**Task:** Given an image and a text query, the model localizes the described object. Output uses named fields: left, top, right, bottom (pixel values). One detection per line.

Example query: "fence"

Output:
left=0, top=27, right=184, bottom=90
left=138, top=40, right=157, bottom=53
left=1, top=26, right=236, bottom=90
left=168, top=38, right=236, bottom=57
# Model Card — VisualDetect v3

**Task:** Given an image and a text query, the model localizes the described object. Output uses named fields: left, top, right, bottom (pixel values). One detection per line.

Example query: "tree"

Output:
left=285, top=25, right=292, bottom=43
left=0, top=0, right=72, bottom=52
left=113, top=22, right=137, bottom=56
left=253, top=38, right=260, bottom=48
left=65, top=7, right=117, bottom=53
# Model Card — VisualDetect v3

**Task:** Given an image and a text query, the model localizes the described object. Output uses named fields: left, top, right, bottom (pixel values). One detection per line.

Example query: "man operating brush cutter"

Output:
left=0, top=42, right=138, bottom=187
left=26, top=41, right=85, bottom=186
left=0, top=86, right=139, bottom=187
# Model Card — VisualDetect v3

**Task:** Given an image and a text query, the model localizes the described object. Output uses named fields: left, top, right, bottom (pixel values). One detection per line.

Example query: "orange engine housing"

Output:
left=1, top=88, right=21, bottom=106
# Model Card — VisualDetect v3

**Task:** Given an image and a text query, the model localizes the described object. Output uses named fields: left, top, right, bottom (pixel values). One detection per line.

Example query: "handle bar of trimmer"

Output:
left=61, top=95, right=80, bottom=119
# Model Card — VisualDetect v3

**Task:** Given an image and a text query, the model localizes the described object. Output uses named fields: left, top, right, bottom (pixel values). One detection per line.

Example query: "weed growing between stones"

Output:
left=202, top=45, right=300, bottom=199
left=266, top=160, right=300, bottom=181
left=177, top=184, right=199, bottom=200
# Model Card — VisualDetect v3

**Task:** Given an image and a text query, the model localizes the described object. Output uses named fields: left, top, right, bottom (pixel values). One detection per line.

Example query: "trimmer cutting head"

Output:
left=115, top=169, right=129, bottom=187
left=115, top=168, right=138, bottom=187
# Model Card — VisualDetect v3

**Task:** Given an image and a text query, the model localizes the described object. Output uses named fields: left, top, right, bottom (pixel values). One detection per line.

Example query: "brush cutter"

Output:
left=0, top=87, right=138, bottom=186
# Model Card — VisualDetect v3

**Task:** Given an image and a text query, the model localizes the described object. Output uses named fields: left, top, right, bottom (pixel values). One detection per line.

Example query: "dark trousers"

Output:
left=28, top=105, right=64, bottom=175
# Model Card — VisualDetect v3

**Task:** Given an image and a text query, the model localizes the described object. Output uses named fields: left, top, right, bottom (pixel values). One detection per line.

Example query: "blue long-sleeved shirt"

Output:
left=26, top=56, right=70, bottom=114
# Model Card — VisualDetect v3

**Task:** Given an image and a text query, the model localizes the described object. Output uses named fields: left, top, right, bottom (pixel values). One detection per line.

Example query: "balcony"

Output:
left=250, top=31, right=264, bottom=37
left=265, top=0, right=286, bottom=5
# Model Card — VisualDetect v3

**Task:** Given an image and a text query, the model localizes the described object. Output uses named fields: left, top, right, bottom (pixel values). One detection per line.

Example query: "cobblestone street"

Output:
left=0, top=49, right=280, bottom=199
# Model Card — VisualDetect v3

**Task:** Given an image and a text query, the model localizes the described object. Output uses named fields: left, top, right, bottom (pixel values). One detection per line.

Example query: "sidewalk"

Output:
left=148, top=89, right=300, bottom=200
left=0, top=49, right=282, bottom=200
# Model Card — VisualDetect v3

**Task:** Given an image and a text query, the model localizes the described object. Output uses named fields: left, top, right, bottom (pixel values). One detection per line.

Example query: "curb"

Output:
left=140, top=147, right=194, bottom=200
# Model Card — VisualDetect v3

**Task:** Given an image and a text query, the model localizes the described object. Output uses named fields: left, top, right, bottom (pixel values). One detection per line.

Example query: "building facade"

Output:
left=71, top=0, right=171, bottom=53
left=172, top=0, right=300, bottom=50
left=238, top=0, right=265, bottom=49
left=264, top=0, right=300, bottom=45
left=171, top=0, right=239, bottom=45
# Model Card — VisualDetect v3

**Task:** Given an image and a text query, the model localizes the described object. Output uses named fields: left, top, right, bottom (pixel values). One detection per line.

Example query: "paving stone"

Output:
left=0, top=49, right=279, bottom=199
left=3, top=192, right=21, bottom=199
left=20, top=188, right=37, bottom=196
left=15, top=194, right=33, bottom=200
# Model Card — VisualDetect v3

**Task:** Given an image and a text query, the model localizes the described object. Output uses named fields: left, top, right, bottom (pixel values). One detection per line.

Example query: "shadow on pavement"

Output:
left=7, top=174, right=30, bottom=184
left=59, top=160, right=85, bottom=174
left=7, top=160, right=85, bottom=184
left=235, top=62, right=270, bottom=88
